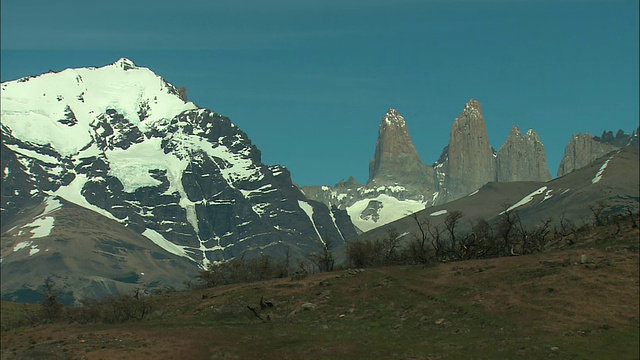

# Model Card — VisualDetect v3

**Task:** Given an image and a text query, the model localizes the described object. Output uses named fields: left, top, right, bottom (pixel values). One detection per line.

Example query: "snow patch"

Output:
left=430, top=209, right=448, bottom=217
left=298, top=200, right=323, bottom=243
left=24, top=216, right=55, bottom=238
left=142, top=228, right=190, bottom=259
left=252, top=203, right=269, bottom=217
left=328, top=210, right=345, bottom=241
left=239, top=184, right=276, bottom=198
left=51, top=173, right=120, bottom=221
left=13, top=241, right=32, bottom=252
left=4, top=143, right=59, bottom=164
left=43, top=197, right=63, bottom=216
left=347, top=194, right=425, bottom=233
left=592, top=156, right=613, bottom=184
left=29, top=245, right=40, bottom=256
left=500, top=186, right=548, bottom=214
left=106, top=138, right=175, bottom=192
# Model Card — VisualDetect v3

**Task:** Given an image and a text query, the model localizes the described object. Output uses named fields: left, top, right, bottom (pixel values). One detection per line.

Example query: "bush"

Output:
left=346, top=230, right=404, bottom=268
left=197, top=254, right=290, bottom=288
left=40, top=277, right=64, bottom=322
left=70, top=291, right=153, bottom=324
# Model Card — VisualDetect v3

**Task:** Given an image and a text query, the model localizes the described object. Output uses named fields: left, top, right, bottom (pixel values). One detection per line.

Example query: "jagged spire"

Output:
left=443, top=98, right=496, bottom=199
left=381, top=108, right=406, bottom=128
left=368, top=107, right=432, bottom=186
left=496, top=126, right=551, bottom=182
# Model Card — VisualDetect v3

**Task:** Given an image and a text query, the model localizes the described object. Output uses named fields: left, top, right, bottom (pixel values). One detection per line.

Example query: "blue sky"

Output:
left=2, top=0, right=638, bottom=186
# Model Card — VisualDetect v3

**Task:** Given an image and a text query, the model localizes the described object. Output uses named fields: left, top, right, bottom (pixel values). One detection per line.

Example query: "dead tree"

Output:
left=497, top=206, right=517, bottom=256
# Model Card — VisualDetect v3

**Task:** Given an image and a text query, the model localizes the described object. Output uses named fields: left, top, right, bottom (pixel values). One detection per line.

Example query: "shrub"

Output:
left=40, top=277, right=64, bottom=322
left=197, top=254, right=290, bottom=288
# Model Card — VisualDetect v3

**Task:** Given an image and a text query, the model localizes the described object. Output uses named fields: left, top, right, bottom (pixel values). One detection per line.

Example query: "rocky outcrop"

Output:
left=497, top=126, right=551, bottom=182
left=593, top=129, right=638, bottom=148
left=440, top=99, right=496, bottom=201
left=557, top=133, right=621, bottom=177
left=302, top=109, right=437, bottom=232
left=368, top=108, right=435, bottom=189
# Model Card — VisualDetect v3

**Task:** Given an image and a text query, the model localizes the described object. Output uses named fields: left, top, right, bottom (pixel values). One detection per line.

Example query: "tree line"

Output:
left=346, top=202, right=638, bottom=268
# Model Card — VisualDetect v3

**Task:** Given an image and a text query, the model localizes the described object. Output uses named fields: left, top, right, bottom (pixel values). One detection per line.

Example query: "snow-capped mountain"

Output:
left=1, top=58, right=356, bottom=302
left=302, top=100, right=552, bottom=232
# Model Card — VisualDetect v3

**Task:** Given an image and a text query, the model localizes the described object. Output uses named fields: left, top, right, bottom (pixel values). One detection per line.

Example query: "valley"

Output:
left=2, top=218, right=638, bottom=359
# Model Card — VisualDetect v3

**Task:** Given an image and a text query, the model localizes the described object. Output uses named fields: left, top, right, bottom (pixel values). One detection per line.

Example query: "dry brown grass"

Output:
left=2, top=222, right=638, bottom=359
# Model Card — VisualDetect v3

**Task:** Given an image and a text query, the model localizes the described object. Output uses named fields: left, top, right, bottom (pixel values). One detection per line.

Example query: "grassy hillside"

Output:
left=1, top=222, right=638, bottom=360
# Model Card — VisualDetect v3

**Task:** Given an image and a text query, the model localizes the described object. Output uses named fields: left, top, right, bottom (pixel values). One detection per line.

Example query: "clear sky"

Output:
left=2, top=0, right=638, bottom=187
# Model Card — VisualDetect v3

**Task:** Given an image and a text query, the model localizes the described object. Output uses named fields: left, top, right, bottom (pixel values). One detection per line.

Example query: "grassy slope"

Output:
left=1, top=223, right=639, bottom=360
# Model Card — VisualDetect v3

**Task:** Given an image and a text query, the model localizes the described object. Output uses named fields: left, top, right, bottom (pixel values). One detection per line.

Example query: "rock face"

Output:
left=557, top=133, right=621, bottom=177
left=497, top=126, right=552, bottom=182
left=302, top=109, right=437, bottom=232
left=368, top=108, right=435, bottom=189
left=557, top=129, right=639, bottom=177
left=438, top=99, right=496, bottom=202
left=0, top=58, right=357, bottom=302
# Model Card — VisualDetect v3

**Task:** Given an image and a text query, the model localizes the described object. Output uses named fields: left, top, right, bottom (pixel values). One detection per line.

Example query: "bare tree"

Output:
left=560, top=208, right=580, bottom=246
left=427, top=220, right=446, bottom=262
left=444, top=210, right=463, bottom=246
left=308, top=238, right=335, bottom=272
left=41, top=276, right=64, bottom=322
left=471, top=218, right=495, bottom=258
left=443, top=210, right=464, bottom=259
left=514, top=212, right=531, bottom=254
left=530, top=217, right=552, bottom=252
left=409, top=213, right=431, bottom=264
left=382, top=229, right=402, bottom=264
left=497, top=205, right=517, bottom=256
left=588, top=200, right=608, bottom=227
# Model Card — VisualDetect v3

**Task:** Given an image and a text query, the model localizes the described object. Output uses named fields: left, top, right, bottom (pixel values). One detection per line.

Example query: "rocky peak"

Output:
left=462, top=98, right=483, bottom=117
left=525, top=128, right=539, bottom=140
left=593, top=129, right=639, bottom=148
left=114, top=57, right=137, bottom=70
left=510, top=125, right=523, bottom=138
left=368, top=108, right=433, bottom=187
left=496, top=126, right=551, bottom=182
left=442, top=99, right=496, bottom=201
left=381, top=107, right=406, bottom=128
left=336, top=176, right=361, bottom=189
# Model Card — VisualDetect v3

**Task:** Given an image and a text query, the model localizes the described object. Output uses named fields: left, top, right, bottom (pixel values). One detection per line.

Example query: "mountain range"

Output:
left=302, top=100, right=637, bottom=232
left=302, top=100, right=549, bottom=232
left=1, top=58, right=637, bottom=303
left=351, top=145, right=639, bottom=252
